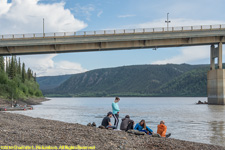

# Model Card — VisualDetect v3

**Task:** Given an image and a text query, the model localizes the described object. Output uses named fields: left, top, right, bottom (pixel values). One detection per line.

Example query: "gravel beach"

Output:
left=0, top=112, right=224, bottom=150
left=0, top=98, right=49, bottom=107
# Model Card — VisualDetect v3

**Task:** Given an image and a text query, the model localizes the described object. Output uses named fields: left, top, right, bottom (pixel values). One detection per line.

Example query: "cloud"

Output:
left=72, top=4, right=95, bottom=21
left=20, top=54, right=87, bottom=77
left=0, top=0, right=87, bottom=34
left=118, top=14, right=136, bottom=18
left=152, top=45, right=225, bottom=65
left=0, top=0, right=11, bottom=15
left=97, top=10, right=103, bottom=17
left=152, top=46, right=210, bottom=64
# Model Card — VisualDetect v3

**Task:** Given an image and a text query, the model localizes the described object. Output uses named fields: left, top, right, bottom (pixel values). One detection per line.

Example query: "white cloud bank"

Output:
left=0, top=0, right=88, bottom=76
left=152, top=46, right=210, bottom=64
left=0, top=0, right=87, bottom=34
left=20, top=54, right=87, bottom=77
left=152, top=45, right=225, bottom=65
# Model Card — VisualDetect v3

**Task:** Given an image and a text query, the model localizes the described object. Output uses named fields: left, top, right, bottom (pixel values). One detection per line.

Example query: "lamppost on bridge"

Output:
left=43, top=18, right=45, bottom=37
left=165, top=13, right=171, bottom=31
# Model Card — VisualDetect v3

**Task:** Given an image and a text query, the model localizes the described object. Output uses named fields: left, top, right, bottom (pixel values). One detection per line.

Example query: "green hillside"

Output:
left=42, top=64, right=209, bottom=97
left=154, top=67, right=208, bottom=96
left=37, top=74, right=72, bottom=90
left=0, top=56, right=43, bottom=100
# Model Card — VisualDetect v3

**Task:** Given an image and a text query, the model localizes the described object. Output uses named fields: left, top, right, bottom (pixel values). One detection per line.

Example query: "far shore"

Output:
left=0, top=98, right=224, bottom=150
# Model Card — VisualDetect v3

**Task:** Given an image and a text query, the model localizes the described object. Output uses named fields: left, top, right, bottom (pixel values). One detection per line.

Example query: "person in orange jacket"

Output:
left=157, top=120, right=171, bottom=138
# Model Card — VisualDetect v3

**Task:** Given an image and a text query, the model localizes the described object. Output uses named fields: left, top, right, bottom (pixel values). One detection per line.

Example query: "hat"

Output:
left=107, top=112, right=113, bottom=116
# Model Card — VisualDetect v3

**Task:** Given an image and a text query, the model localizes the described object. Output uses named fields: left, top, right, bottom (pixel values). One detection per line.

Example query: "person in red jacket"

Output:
left=157, top=121, right=171, bottom=138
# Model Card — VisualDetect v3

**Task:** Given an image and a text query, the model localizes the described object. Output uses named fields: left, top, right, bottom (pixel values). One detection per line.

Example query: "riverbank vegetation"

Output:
left=0, top=56, right=43, bottom=100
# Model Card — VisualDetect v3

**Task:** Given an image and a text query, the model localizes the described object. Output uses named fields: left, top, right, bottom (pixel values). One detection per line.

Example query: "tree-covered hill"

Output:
left=0, top=56, right=43, bottom=100
left=37, top=74, right=72, bottom=90
left=153, top=67, right=208, bottom=97
left=42, top=64, right=209, bottom=97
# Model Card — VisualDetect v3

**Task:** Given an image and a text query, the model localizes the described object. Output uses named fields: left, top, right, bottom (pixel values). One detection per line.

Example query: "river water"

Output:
left=10, top=97, right=225, bottom=147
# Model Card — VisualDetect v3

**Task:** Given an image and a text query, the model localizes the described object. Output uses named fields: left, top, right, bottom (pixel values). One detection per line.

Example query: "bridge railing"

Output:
left=0, top=24, right=225, bottom=40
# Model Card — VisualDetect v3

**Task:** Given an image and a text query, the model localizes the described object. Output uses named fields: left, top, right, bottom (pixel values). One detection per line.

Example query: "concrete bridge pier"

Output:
left=207, top=42, right=225, bottom=105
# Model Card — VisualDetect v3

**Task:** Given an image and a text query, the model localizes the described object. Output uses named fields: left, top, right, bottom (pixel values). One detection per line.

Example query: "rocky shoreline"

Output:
left=0, top=111, right=224, bottom=150
left=0, top=97, right=49, bottom=107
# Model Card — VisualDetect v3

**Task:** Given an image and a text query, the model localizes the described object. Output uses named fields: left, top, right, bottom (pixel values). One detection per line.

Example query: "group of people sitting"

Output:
left=101, top=111, right=171, bottom=138
left=101, top=97, right=171, bottom=137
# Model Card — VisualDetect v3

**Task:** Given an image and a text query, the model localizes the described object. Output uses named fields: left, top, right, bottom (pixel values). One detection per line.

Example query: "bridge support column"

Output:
left=207, top=42, right=225, bottom=105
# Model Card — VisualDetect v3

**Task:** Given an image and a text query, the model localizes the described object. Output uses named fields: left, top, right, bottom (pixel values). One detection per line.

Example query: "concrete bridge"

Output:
left=0, top=24, right=225, bottom=105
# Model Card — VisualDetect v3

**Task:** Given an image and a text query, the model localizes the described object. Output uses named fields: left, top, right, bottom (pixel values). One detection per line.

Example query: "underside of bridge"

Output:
left=207, top=42, right=225, bottom=105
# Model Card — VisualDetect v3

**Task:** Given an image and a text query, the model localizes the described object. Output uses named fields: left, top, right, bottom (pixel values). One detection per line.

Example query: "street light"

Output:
left=43, top=18, right=45, bottom=36
left=165, top=13, right=171, bottom=31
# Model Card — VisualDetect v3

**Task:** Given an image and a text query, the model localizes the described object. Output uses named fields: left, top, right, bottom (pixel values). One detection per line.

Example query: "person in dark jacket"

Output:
left=101, top=112, right=116, bottom=129
left=120, top=115, right=134, bottom=131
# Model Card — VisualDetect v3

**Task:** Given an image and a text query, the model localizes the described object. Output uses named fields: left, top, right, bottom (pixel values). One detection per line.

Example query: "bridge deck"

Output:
left=0, top=24, right=225, bottom=56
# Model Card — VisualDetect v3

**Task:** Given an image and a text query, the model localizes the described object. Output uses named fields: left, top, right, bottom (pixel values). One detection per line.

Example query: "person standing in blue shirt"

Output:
left=134, top=119, right=154, bottom=135
left=112, top=97, right=120, bottom=129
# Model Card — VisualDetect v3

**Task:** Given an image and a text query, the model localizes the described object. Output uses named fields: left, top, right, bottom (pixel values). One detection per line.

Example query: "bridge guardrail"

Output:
left=0, top=24, right=225, bottom=40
